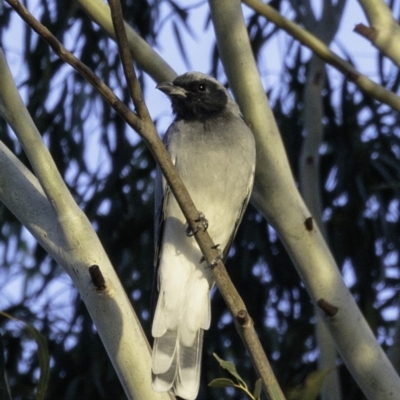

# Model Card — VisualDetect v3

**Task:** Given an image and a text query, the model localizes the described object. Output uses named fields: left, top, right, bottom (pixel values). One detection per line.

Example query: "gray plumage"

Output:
left=152, top=72, right=255, bottom=399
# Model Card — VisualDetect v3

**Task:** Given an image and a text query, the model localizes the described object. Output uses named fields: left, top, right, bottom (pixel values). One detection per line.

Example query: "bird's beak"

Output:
left=156, top=82, right=187, bottom=97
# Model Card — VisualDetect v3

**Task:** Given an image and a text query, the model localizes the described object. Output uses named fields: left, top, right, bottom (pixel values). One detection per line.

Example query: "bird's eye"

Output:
left=197, top=83, right=206, bottom=92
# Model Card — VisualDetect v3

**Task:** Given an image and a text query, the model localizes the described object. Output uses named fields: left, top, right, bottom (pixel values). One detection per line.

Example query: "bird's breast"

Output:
left=166, top=118, right=254, bottom=248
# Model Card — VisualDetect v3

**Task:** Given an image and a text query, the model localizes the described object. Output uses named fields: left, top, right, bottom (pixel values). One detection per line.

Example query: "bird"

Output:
left=151, top=72, right=256, bottom=399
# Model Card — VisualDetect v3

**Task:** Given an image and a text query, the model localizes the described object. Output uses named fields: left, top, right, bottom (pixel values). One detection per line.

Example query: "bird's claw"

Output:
left=199, top=244, right=220, bottom=264
left=186, top=212, right=208, bottom=237
left=209, top=250, right=223, bottom=269
left=195, top=212, right=209, bottom=231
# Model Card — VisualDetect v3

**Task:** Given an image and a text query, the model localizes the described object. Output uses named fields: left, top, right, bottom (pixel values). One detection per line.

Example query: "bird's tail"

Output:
left=151, top=274, right=211, bottom=400
left=152, top=327, right=204, bottom=399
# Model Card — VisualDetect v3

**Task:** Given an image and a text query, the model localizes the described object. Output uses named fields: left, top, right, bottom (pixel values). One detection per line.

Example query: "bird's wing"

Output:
left=151, top=125, right=208, bottom=399
left=222, top=164, right=255, bottom=261
left=153, top=166, right=169, bottom=276
left=151, top=133, right=175, bottom=319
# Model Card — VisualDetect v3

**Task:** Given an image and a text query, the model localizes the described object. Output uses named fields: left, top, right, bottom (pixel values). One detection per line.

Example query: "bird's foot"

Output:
left=186, top=211, right=208, bottom=237
left=209, top=248, right=223, bottom=269
left=199, top=244, right=221, bottom=264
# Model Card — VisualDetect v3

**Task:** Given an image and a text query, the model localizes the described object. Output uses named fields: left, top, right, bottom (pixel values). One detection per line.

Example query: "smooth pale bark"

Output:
left=0, top=48, right=173, bottom=400
left=208, top=0, right=400, bottom=399
left=301, top=54, right=342, bottom=400
left=356, top=0, right=400, bottom=67
left=299, top=2, right=346, bottom=398
left=354, top=0, right=400, bottom=376
left=388, top=316, right=400, bottom=373
left=3, top=0, right=400, bottom=398
left=76, top=0, right=177, bottom=83
left=243, top=0, right=400, bottom=113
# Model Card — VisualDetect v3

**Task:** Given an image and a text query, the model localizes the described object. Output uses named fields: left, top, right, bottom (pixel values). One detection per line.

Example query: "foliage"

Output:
left=1, top=0, right=400, bottom=399
left=209, top=353, right=263, bottom=400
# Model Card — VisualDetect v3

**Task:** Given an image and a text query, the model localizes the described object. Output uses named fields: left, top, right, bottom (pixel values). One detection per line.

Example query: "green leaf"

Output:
left=253, top=378, right=262, bottom=400
left=208, top=378, right=237, bottom=388
left=0, top=312, right=50, bottom=400
left=212, top=353, right=246, bottom=387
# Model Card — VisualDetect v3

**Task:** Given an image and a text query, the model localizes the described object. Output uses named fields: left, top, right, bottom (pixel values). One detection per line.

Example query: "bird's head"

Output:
left=157, top=72, right=230, bottom=121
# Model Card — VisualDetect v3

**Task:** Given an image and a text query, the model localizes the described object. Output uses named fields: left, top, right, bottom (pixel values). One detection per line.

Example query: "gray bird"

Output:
left=152, top=72, right=256, bottom=399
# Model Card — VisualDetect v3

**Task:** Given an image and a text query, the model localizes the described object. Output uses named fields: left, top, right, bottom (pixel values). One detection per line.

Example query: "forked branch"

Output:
left=4, top=0, right=285, bottom=398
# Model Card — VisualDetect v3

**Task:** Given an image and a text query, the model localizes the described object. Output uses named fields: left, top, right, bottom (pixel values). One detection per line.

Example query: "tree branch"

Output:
left=107, top=0, right=150, bottom=119
left=0, top=136, right=173, bottom=400
left=209, top=0, right=400, bottom=399
left=242, top=0, right=400, bottom=112
left=76, top=0, right=177, bottom=83
left=4, top=0, right=284, bottom=398
left=298, top=2, right=344, bottom=398
left=355, top=0, right=400, bottom=67
left=107, top=1, right=285, bottom=398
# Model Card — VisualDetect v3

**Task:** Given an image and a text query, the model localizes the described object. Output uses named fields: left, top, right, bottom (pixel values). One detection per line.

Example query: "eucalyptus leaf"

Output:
left=208, top=378, right=237, bottom=388
left=253, top=378, right=262, bottom=399
left=213, top=353, right=247, bottom=387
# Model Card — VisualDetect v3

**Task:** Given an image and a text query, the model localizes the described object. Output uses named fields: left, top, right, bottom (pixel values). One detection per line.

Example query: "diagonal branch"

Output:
left=5, top=0, right=284, bottom=398
left=0, top=48, right=172, bottom=400
left=76, top=0, right=177, bottom=82
left=297, top=2, right=345, bottom=398
left=242, top=0, right=400, bottom=112
left=107, top=0, right=150, bottom=119
left=106, top=1, right=285, bottom=398
left=209, top=0, right=400, bottom=399
left=355, top=0, right=400, bottom=67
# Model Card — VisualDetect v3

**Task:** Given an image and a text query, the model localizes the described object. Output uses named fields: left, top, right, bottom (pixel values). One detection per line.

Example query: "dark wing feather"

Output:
left=150, top=164, right=170, bottom=320
left=222, top=175, right=254, bottom=262
left=151, top=130, right=176, bottom=320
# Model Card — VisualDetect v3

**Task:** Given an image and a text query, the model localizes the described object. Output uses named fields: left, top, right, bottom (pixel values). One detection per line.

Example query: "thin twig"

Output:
left=0, top=48, right=172, bottom=400
left=242, top=0, right=400, bottom=112
left=107, top=0, right=149, bottom=119
left=4, top=0, right=283, bottom=398
left=76, top=0, right=177, bottom=83
left=107, top=1, right=285, bottom=397
left=3, top=0, right=144, bottom=133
